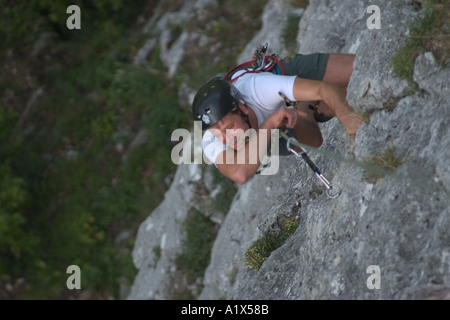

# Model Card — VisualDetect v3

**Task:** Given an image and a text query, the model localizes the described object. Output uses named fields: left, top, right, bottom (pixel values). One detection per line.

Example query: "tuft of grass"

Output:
left=392, top=0, right=449, bottom=84
left=244, top=218, right=299, bottom=270
left=363, top=145, right=406, bottom=182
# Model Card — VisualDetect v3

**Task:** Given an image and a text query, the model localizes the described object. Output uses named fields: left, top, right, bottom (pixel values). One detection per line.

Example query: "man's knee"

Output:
left=295, top=127, right=323, bottom=148
left=303, top=134, right=323, bottom=148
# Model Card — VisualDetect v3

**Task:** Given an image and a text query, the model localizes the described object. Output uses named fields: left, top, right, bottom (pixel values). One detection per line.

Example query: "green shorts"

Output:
left=280, top=53, right=329, bottom=80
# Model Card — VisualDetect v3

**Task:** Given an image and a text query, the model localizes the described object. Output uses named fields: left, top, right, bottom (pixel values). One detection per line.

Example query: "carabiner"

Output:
left=286, top=137, right=341, bottom=199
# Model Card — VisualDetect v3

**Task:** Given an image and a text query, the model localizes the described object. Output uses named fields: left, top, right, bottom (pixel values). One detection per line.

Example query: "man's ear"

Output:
left=237, top=100, right=249, bottom=115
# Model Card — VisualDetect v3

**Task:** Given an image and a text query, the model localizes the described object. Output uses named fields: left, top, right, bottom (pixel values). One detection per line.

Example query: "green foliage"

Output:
left=0, top=108, right=20, bottom=158
left=91, top=110, right=116, bottom=142
left=176, top=208, right=217, bottom=280
left=0, top=0, right=190, bottom=299
left=20, top=59, right=188, bottom=297
left=392, top=0, right=449, bottom=84
left=244, top=218, right=299, bottom=270
left=0, top=165, right=30, bottom=255
left=0, top=0, right=148, bottom=50
left=0, top=108, right=37, bottom=281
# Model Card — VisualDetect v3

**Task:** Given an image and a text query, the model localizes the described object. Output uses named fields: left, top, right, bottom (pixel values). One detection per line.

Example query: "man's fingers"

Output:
left=274, top=106, right=306, bottom=128
left=285, top=113, right=297, bottom=128
left=294, top=109, right=308, bottom=118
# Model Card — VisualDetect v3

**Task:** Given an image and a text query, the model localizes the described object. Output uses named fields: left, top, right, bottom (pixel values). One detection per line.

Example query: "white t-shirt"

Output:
left=202, top=71, right=297, bottom=165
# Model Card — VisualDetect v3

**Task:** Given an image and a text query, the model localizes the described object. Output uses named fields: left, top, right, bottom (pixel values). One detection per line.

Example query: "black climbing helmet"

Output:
left=192, top=79, right=240, bottom=130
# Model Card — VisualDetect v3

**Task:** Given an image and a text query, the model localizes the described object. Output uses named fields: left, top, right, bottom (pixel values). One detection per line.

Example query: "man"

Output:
left=192, top=53, right=363, bottom=185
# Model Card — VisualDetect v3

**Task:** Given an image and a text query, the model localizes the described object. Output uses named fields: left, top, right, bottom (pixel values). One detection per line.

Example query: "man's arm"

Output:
left=292, top=77, right=363, bottom=135
left=216, top=106, right=305, bottom=185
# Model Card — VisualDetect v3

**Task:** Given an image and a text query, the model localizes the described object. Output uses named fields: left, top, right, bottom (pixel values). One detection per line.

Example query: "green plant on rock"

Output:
left=392, top=0, right=449, bottom=85
left=244, top=218, right=299, bottom=270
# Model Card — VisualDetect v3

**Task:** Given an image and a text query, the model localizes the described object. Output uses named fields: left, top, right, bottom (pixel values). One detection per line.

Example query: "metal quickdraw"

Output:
left=252, top=42, right=277, bottom=71
left=224, top=42, right=285, bottom=83
left=279, top=131, right=341, bottom=198
left=278, top=92, right=341, bottom=199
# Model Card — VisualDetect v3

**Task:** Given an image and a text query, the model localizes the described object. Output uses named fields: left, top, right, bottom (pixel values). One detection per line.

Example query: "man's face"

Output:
left=210, top=109, right=251, bottom=151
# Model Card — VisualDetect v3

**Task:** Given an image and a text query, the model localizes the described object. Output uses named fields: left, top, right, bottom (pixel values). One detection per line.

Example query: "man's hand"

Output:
left=264, top=105, right=308, bottom=129
left=292, top=77, right=363, bottom=136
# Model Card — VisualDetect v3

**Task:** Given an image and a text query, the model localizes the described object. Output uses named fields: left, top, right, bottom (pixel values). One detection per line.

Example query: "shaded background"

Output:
left=0, top=0, right=274, bottom=299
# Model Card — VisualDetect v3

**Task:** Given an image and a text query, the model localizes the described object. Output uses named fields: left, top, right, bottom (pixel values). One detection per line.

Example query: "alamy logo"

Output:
left=171, top=121, right=280, bottom=175
left=66, top=265, right=81, bottom=289
left=66, top=5, right=81, bottom=30
left=366, top=5, right=381, bottom=30
left=366, top=265, right=381, bottom=289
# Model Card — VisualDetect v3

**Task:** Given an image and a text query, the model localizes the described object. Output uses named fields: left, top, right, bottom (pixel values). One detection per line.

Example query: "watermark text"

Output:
left=366, top=5, right=381, bottom=29
left=171, top=121, right=280, bottom=175
left=66, top=5, right=81, bottom=30
left=66, top=265, right=81, bottom=289
left=366, top=265, right=381, bottom=289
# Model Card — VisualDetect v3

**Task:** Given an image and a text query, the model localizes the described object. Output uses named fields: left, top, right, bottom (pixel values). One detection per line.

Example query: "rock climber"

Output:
left=192, top=50, right=364, bottom=185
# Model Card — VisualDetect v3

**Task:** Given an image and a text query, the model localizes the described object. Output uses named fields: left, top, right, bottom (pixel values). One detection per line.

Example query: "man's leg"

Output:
left=293, top=101, right=323, bottom=148
left=316, top=54, right=355, bottom=118
left=281, top=53, right=355, bottom=119
left=322, top=54, right=355, bottom=87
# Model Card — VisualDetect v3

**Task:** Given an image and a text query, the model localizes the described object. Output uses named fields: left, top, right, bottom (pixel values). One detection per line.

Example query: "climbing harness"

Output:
left=224, top=42, right=285, bottom=83
left=278, top=92, right=341, bottom=199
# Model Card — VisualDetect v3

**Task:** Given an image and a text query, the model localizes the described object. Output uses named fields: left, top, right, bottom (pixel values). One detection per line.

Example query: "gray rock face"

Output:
left=127, top=163, right=203, bottom=300
left=128, top=0, right=450, bottom=300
